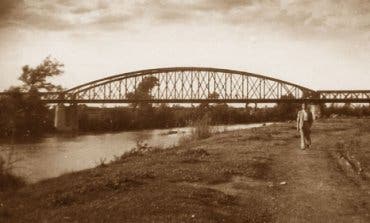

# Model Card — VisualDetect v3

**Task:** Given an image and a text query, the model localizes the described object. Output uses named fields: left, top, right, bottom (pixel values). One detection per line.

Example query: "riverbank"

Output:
left=0, top=123, right=267, bottom=183
left=1, top=118, right=370, bottom=222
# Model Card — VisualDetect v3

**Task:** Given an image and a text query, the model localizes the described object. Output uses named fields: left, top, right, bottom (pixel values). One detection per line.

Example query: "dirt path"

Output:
left=270, top=128, right=370, bottom=223
left=191, top=122, right=370, bottom=222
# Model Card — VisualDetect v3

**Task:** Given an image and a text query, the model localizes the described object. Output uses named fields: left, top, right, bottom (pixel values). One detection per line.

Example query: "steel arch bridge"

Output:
left=1, top=67, right=370, bottom=103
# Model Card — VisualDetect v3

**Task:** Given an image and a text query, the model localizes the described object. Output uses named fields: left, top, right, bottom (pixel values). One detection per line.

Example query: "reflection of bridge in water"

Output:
left=1, top=67, right=370, bottom=131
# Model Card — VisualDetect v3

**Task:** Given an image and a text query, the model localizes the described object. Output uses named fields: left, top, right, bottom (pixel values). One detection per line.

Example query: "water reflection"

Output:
left=0, top=123, right=269, bottom=183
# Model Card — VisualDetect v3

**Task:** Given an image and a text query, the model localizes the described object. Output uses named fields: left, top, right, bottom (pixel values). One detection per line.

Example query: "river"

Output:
left=0, top=123, right=270, bottom=183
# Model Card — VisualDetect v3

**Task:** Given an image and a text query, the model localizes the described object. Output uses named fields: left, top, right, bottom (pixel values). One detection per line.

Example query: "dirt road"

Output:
left=271, top=124, right=370, bottom=223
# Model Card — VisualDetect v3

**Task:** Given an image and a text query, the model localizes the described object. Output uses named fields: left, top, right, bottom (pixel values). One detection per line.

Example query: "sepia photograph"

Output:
left=0, top=0, right=370, bottom=222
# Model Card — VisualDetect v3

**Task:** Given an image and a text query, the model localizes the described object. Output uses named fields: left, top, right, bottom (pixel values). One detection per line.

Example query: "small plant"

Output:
left=120, top=139, right=162, bottom=161
left=97, top=157, right=107, bottom=168
left=47, top=191, right=76, bottom=207
left=105, top=176, right=142, bottom=191
left=178, top=147, right=210, bottom=163
left=334, top=139, right=364, bottom=175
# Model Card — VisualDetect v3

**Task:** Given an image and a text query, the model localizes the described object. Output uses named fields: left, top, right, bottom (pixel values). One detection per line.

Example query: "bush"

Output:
left=0, top=153, right=25, bottom=190
left=334, top=139, right=364, bottom=175
left=191, top=115, right=213, bottom=140
left=120, top=138, right=162, bottom=161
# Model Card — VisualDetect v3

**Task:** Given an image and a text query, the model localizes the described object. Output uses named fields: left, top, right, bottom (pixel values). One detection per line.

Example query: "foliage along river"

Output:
left=0, top=123, right=270, bottom=183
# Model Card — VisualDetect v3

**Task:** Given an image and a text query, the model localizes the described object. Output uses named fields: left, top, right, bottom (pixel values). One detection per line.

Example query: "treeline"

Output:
left=76, top=103, right=370, bottom=132
left=77, top=104, right=285, bottom=132
left=322, top=103, right=370, bottom=117
left=0, top=89, right=54, bottom=138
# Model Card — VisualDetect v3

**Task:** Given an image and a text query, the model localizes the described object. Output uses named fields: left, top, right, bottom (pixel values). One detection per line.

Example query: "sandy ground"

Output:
left=1, top=118, right=370, bottom=222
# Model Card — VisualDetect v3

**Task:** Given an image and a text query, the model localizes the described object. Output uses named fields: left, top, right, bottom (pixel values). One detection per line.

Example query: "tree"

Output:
left=155, top=104, right=175, bottom=128
left=0, top=56, right=63, bottom=138
left=19, top=56, right=64, bottom=92
left=274, top=94, right=298, bottom=120
left=126, top=76, right=159, bottom=109
left=126, top=76, right=159, bottom=128
left=195, top=91, right=221, bottom=120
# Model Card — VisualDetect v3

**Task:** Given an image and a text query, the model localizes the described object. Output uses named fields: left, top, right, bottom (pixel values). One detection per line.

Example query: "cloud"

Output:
left=0, top=0, right=23, bottom=15
left=0, top=0, right=137, bottom=31
left=0, top=0, right=368, bottom=39
left=191, top=0, right=254, bottom=12
left=71, top=6, right=94, bottom=14
left=0, top=0, right=24, bottom=26
left=277, top=0, right=370, bottom=33
left=69, top=0, right=109, bottom=14
left=138, top=0, right=370, bottom=38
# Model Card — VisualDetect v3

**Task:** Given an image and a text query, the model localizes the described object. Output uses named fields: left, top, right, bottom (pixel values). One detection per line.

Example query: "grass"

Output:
left=177, top=147, right=210, bottom=164
left=356, top=119, right=370, bottom=134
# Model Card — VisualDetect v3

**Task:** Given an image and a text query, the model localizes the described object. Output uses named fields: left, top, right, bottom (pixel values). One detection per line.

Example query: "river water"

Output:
left=0, top=123, right=269, bottom=183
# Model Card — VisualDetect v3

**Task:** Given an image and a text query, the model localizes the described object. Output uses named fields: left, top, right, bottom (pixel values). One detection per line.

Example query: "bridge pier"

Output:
left=54, top=104, right=79, bottom=132
left=309, top=104, right=322, bottom=120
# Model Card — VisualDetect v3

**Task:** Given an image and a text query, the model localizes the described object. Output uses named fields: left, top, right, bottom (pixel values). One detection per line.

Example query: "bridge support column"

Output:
left=54, top=104, right=79, bottom=132
left=309, top=104, right=321, bottom=120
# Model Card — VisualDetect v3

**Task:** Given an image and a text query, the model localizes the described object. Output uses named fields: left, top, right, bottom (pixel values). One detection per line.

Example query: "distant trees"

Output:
left=274, top=94, right=299, bottom=120
left=0, top=56, right=63, bottom=138
left=322, top=104, right=370, bottom=117
left=126, top=76, right=158, bottom=109
left=126, top=76, right=159, bottom=128
left=155, top=104, right=175, bottom=128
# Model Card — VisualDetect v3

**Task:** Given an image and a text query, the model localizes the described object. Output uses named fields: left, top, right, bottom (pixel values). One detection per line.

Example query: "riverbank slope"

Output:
left=1, top=118, right=370, bottom=222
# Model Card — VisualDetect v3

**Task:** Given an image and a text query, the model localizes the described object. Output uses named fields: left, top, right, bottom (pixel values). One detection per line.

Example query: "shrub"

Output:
left=0, top=149, right=25, bottom=191
left=334, top=139, right=364, bottom=175
left=191, top=115, right=213, bottom=140
left=119, top=138, right=162, bottom=161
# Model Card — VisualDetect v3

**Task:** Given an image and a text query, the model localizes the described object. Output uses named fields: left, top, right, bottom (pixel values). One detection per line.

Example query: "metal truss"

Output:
left=55, top=67, right=315, bottom=103
left=317, top=90, right=370, bottom=103
left=1, top=67, right=369, bottom=103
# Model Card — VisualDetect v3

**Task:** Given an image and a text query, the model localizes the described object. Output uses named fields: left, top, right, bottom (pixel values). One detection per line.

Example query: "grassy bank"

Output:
left=1, top=118, right=370, bottom=222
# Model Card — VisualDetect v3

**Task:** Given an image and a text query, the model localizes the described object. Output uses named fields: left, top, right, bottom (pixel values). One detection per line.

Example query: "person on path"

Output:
left=297, top=103, right=313, bottom=149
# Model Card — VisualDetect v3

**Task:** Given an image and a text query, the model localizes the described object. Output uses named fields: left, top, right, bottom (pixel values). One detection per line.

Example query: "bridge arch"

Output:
left=62, top=67, right=316, bottom=103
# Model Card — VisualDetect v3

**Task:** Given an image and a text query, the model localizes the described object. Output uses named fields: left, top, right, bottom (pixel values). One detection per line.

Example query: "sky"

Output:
left=0, top=0, right=369, bottom=91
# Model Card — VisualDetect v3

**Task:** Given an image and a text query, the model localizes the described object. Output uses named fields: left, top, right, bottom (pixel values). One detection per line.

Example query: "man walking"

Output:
left=297, top=103, right=313, bottom=149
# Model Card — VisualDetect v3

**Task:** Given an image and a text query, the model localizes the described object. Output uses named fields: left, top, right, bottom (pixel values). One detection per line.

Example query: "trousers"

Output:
left=300, top=122, right=311, bottom=149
